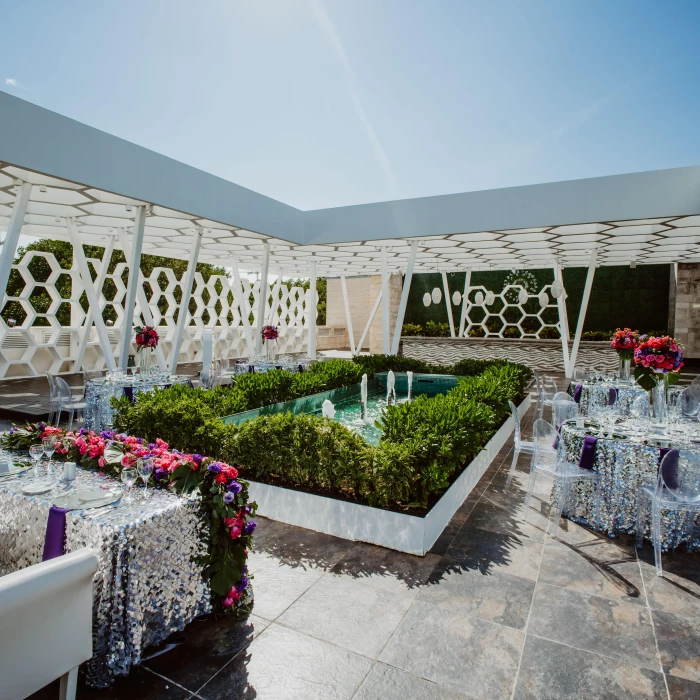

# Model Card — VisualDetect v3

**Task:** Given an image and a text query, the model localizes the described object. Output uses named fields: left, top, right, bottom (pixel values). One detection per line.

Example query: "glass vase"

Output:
left=648, top=373, right=668, bottom=434
left=618, top=356, right=631, bottom=383
left=265, top=339, right=277, bottom=363
left=138, top=348, right=152, bottom=374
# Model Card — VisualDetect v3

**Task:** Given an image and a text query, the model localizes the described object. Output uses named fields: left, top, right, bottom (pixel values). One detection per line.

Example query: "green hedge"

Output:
left=113, top=358, right=531, bottom=512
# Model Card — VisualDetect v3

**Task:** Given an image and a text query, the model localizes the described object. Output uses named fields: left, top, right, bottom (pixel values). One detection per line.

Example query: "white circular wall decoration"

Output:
left=431, top=287, right=442, bottom=304
left=538, top=291, right=550, bottom=308
left=551, top=280, right=564, bottom=298
left=474, top=291, right=484, bottom=305
left=485, top=291, right=495, bottom=305
left=452, top=291, right=462, bottom=306
left=518, top=288, right=528, bottom=305
left=422, top=292, right=432, bottom=307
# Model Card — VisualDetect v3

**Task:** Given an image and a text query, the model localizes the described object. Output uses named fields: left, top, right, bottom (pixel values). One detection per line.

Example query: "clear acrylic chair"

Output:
left=690, top=375, right=700, bottom=390
left=552, top=391, right=578, bottom=430
left=54, top=377, right=88, bottom=431
left=505, top=399, right=535, bottom=489
left=636, top=448, right=700, bottom=576
left=46, top=373, right=58, bottom=425
left=525, top=418, right=602, bottom=537
left=572, top=366, right=592, bottom=381
left=537, top=375, right=558, bottom=419
left=678, top=386, right=700, bottom=418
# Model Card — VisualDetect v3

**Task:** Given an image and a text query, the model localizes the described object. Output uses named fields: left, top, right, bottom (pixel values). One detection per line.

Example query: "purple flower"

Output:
left=137, top=437, right=145, bottom=444
left=244, top=521, right=257, bottom=535
left=223, top=491, right=235, bottom=504
left=9, top=427, right=14, bottom=435
left=192, top=454, right=204, bottom=465
left=244, top=505, right=252, bottom=514
left=148, top=443, right=157, bottom=450
left=207, top=462, right=222, bottom=474
left=154, top=468, right=167, bottom=482
left=116, top=433, right=127, bottom=441
left=37, top=422, right=46, bottom=431
left=78, top=427, right=88, bottom=436
left=228, top=481, right=242, bottom=494
left=100, top=430, right=115, bottom=440
left=237, top=575, right=248, bottom=591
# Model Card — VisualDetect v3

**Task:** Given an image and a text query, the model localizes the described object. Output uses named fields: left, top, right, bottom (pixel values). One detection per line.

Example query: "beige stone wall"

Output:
left=673, top=263, right=700, bottom=358
left=316, top=326, right=349, bottom=350
left=369, top=274, right=403, bottom=354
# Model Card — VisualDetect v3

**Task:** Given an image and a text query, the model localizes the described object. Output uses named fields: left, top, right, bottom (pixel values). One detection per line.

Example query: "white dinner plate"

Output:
left=22, top=480, right=55, bottom=495
left=53, top=487, right=122, bottom=511
left=0, top=462, right=30, bottom=479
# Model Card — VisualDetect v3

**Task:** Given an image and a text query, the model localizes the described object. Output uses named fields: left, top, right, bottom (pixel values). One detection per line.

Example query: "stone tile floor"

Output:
left=29, top=403, right=700, bottom=699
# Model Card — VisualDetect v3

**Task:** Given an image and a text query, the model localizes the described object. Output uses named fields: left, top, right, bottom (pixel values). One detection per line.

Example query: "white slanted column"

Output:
left=391, top=240, right=418, bottom=355
left=381, top=247, right=390, bottom=354
left=72, top=233, right=116, bottom=372
left=569, top=247, right=599, bottom=375
left=254, top=243, right=271, bottom=356
left=357, top=288, right=382, bottom=353
left=442, top=271, right=456, bottom=338
left=0, top=181, right=31, bottom=310
left=230, top=258, right=254, bottom=358
left=201, top=328, right=213, bottom=379
left=117, top=228, right=167, bottom=370
left=169, top=227, right=204, bottom=374
left=553, top=260, right=572, bottom=376
left=307, top=261, right=317, bottom=360
left=459, top=268, right=472, bottom=337
left=340, top=276, right=356, bottom=355
left=66, top=219, right=116, bottom=370
left=118, top=206, right=146, bottom=369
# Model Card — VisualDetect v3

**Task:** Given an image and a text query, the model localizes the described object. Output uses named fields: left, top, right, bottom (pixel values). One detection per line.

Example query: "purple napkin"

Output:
left=552, top=424, right=561, bottom=449
left=123, top=386, right=134, bottom=403
left=248, top=365, right=254, bottom=373
left=608, top=387, right=618, bottom=406
left=298, top=364, right=305, bottom=373
left=578, top=435, right=597, bottom=470
left=42, top=506, right=69, bottom=561
left=659, top=447, right=680, bottom=489
left=573, top=384, right=583, bottom=404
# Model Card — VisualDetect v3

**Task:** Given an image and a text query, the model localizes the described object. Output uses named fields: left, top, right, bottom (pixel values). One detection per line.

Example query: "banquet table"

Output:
left=0, top=459, right=210, bottom=687
left=557, top=420, right=700, bottom=551
left=86, top=375, right=192, bottom=431
left=567, top=380, right=684, bottom=416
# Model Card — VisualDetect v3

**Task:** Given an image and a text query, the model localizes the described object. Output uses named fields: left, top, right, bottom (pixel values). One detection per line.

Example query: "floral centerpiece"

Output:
left=0, top=423, right=256, bottom=614
left=135, top=325, right=159, bottom=373
left=261, top=324, right=279, bottom=361
left=633, top=335, right=684, bottom=427
left=610, top=328, right=639, bottom=382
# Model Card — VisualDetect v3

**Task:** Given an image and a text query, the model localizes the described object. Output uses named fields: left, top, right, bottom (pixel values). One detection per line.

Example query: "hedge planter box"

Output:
left=248, top=393, right=531, bottom=556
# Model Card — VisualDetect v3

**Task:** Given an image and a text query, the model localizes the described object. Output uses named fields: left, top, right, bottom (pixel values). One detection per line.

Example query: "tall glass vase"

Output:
left=138, top=348, right=152, bottom=374
left=618, top=356, right=631, bottom=383
left=648, top=373, right=668, bottom=434
left=265, top=339, right=277, bottom=363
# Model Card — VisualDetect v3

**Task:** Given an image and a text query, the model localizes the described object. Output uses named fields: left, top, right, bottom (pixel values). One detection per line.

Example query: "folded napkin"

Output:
left=659, top=447, right=680, bottom=489
left=298, top=364, right=305, bottom=373
left=578, top=435, right=597, bottom=470
left=123, top=386, right=134, bottom=403
left=42, top=506, right=69, bottom=561
left=608, top=387, right=618, bottom=406
left=552, top=424, right=562, bottom=449
left=573, top=384, right=583, bottom=404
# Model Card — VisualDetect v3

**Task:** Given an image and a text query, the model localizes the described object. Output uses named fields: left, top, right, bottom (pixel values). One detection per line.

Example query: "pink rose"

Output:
left=98, top=456, right=106, bottom=467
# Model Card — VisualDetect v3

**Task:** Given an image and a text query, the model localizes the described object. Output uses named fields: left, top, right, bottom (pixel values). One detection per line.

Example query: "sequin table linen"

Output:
left=557, top=423, right=699, bottom=551
left=0, top=465, right=210, bottom=687
left=567, top=380, right=683, bottom=416
left=85, top=376, right=191, bottom=431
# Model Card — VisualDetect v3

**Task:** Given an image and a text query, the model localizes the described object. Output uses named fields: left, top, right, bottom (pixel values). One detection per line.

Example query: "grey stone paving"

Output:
left=27, top=401, right=700, bottom=700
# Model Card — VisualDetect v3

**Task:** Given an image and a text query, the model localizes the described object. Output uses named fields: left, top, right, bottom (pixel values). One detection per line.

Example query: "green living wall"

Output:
left=404, top=265, right=670, bottom=335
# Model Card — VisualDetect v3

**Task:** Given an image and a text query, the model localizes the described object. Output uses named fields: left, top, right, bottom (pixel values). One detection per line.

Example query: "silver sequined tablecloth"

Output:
left=0, top=465, right=210, bottom=687
left=567, top=380, right=683, bottom=416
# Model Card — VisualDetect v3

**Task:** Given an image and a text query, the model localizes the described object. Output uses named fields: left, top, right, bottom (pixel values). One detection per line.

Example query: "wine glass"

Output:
left=121, top=467, right=137, bottom=503
left=42, top=436, right=56, bottom=479
left=29, top=444, right=45, bottom=480
left=136, top=459, right=153, bottom=500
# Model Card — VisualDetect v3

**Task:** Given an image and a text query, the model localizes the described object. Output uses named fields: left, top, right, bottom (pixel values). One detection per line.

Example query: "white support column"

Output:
left=0, top=181, right=31, bottom=310
left=553, top=260, right=572, bottom=376
left=117, top=228, right=167, bottom=370
left=254, top=243, right=271, bottom=355
left=459, top=268, right=472, bottom=337
left=230, top=259, right=254, bottom=358
left=356, top=288, right=382, bottom=353
left=168, top=227, right=203, bottom=374
left=72, top=233, right=116, bottom=372
left=442, top=271, right=456, bottom=338
left=569, top=247, right=598, bottom=375
left=307, top=261, right=317, bottom=360
left=380, top=247, right=390, bottom=354
left=391, top=240, right=418, bottom=355
left=118, top=206, right=146, bottom=369
left=340, top=276, right=356, bottom=355
left=66, top=219, right=116, bottom=370
left=267, top=270, right=284, bottom=324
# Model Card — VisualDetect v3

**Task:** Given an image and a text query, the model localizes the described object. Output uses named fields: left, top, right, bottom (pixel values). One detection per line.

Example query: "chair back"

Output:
left=531, top=418, right=558, bottom=473
left=509, top=399, right=523, bottom=448
left=552, top=392, right=578, bottom=429
left=659, top=449, right=700, bottom=503
left=678, top=386, right=700, bottom=417
left=572, top=366, right=592, bottom=381
left=630, top=394, right=649, bottom=418
left=691, top=375, right=700, bottom=389
left=45, top=372, right=56, bottom=398
left=54, top=376, right=74, bottom=407
left=0, top=549, right=98, bottom=700
left=542, top=375, right=558, bottom=402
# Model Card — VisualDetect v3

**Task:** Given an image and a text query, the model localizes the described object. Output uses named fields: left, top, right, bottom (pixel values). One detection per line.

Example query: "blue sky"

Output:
left=2, top=0, right=700, bottom=210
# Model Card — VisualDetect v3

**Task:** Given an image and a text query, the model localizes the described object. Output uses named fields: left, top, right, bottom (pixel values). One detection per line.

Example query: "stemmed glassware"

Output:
left=137, top=459, right=153, bottom=500
left=29, top=444, right=44, bottom=481
left=121, top=467, right=137, bottom=503
left=42, top=436, right=56, bottom=479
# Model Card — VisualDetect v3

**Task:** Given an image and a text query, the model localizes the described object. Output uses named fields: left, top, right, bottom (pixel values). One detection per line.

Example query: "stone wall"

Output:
left=672, top=263, right=700, bottom=358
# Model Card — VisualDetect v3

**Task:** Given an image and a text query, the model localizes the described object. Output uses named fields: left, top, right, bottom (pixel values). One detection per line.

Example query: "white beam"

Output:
left=356, top=288, right=382, bottom=353
left=442, top=271, right=456, bottom=338
left=307, top=261, right=317, bottom=360
left=340, top=275, right=356, bottom=355
left=118, top=206, right=146, bottom=369
left=230, top=259, right=254, bottom=358
left=458, top=268, right=471, bottom=337
left=117, top=228, right=167, bottom=370
left=72, top=233, right=116, bottom=372
left=569, top=247, right=598, bottom=375
left=553, top=260, right=571, bottom=376
left=381, top=247, right=390, bottom=354
left=255, top=243, right=271, bottom=355
left=0, top=181, right=31, bottom=310
left=391, top=240, right=417, bottom=355
left=168, top=227, right=203, bottom=373
left=66, top=219, right=116, bottom=370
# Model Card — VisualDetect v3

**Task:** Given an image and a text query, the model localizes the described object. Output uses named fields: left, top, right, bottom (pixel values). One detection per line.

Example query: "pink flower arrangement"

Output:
left=261, top=324, right=279, bottom=341
left=610, top=328, right=639, bottom=360
left=135, top=325, right=159, bottom=350
left=634, top=335, right=684, bottom=373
